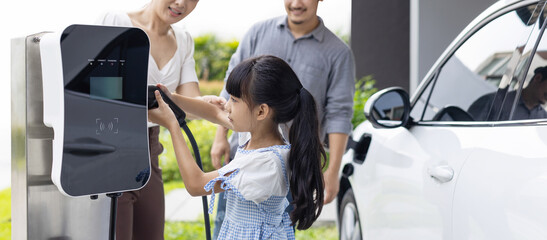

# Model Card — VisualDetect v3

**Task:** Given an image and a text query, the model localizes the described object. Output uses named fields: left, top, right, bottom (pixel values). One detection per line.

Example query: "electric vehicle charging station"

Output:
left=11, top=25, right=150, bottom=239
left=40, top=25, right=151, bottom=197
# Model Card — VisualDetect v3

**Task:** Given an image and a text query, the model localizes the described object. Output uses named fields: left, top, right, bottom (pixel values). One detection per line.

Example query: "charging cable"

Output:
left=148, top=85, right=212, bottom=240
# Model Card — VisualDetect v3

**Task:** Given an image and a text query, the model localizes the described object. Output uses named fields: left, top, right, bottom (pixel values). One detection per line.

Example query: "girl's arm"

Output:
left=157, top=84, right=232, bottom=129
left=148, top=90, right=225, bottom=196
left=174, top=82, right=201, bottom=120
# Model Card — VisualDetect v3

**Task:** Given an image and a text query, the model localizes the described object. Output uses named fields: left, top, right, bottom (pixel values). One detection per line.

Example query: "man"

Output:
left=211, top=0, right=355, bottom=237
left=468, top=66, right=547, bottom=121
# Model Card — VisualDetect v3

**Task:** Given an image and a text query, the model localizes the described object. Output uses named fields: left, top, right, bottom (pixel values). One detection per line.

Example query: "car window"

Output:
left=417, top=4, right=541, bottom=122
left=503, top=11, right=547, bottom=121
left=410, top=73, right=434, bottom=121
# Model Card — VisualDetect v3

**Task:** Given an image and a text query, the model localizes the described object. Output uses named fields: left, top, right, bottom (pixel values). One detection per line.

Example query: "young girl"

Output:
left=149, top=55, right=326, bottom=239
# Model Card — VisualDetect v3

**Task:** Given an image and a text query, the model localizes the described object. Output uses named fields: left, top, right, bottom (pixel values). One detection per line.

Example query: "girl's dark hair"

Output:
left=226, top=55, right=326, bottom=230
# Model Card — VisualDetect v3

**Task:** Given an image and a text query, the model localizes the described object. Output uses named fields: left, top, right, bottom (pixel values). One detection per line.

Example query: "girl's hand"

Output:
left=148, top=90, right=178, bottom=130
left=156, top=83, right=173, bottom=100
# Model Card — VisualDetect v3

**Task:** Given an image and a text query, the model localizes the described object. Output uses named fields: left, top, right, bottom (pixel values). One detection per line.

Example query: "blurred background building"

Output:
left=351, top=0, right=497, bottom=94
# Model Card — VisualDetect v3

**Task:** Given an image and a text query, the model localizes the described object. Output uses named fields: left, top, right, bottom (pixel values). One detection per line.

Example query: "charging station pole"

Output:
left=11, top=33, right=111, bottom=240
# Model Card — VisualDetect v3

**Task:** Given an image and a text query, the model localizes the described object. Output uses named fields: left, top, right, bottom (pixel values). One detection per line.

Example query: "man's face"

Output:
left=534, top=77, right=547, bottom=105
left=284, top=0, right=320, bottom=25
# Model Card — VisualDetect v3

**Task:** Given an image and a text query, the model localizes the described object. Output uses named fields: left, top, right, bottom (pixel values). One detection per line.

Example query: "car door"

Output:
left=351, top=1, right=543, bottom=239
left=452, top=3, right=547, bottom=239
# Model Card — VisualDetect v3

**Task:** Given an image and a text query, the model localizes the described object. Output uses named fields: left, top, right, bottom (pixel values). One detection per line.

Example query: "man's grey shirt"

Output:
left=220, top=15, right=356, bottom=140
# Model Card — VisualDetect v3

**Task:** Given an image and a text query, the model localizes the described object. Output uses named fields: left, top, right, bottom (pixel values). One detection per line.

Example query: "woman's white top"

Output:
left=96, top=11, right=199, bottom=92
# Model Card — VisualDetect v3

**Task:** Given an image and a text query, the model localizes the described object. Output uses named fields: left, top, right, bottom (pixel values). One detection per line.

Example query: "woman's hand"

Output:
left=200, top=95, right=226, bottom=111
left=148, top=90, right=178, bottom=130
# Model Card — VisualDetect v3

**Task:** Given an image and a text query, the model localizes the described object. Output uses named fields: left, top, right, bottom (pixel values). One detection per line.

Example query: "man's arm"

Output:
left=211, top=126, right=231, bottom=169
left=323, top=48, right=356, bottom=204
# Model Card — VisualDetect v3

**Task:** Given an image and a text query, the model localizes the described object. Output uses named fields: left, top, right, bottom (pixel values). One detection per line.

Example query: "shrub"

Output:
left=199, top=80, right=225, bottom=96
left=159, top=120, right=220, bottom=182
left=352, top=75, right=377, bottom=128
left=194, top=34, right=238, bottom=81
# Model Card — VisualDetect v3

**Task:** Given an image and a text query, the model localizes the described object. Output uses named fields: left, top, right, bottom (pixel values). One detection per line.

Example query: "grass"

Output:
left=1, top=184, right=338, bottom=240
left=164, top=221, right=338, bottom=240
left=0, top=188, right=11, bottom=240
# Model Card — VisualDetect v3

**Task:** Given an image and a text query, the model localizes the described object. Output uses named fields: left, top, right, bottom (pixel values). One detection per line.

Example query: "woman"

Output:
left=97, top=0, right=223, bottom=239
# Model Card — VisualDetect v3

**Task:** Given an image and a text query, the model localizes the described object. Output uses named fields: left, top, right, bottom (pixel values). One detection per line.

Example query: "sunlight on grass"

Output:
left=2, top=185, right=338, bottom=240
left=164, top=181, right=185, bottom=195
left=165, top=220, right=338, bottom=240
left=0, top=188, right=11, bottom=240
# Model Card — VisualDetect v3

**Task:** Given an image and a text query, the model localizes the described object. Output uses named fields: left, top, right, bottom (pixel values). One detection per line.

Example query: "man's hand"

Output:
left=323, top=133, right=348, bottom=204
left=211, top=126, right=231, bottom=169
left=323, top=169, right=340, bottom=204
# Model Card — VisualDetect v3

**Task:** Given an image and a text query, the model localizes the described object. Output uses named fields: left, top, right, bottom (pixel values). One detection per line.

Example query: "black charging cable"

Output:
left=148, top=85, right=212, bottom=240
left=90, top=192, right=122, bottom=240
left=107, top=192, right=122, bottom=240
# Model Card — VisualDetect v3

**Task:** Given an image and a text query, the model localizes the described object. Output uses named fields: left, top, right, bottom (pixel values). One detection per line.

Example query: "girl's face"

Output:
left=225, top=95, right=256, bottom=132
left=152, top=0, right=199, bottom=25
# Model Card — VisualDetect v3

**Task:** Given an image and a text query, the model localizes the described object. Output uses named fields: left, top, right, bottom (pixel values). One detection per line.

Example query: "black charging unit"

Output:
left=147, top=85, right=212, bottom=240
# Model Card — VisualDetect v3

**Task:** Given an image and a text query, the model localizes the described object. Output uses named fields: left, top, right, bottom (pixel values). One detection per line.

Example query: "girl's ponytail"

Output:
left=288, top=88, right=326, bottom=230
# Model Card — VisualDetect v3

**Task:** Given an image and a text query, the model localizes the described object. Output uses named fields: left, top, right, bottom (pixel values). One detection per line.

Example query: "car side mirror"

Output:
left=364, top=87, right=411, bottom=128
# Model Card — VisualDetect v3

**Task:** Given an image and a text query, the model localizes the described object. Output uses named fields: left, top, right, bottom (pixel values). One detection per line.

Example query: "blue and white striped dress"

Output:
left=204, top=135, right=294, bottom=240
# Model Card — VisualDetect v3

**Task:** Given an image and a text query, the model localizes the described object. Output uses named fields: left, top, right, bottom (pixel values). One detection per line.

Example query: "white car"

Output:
left=337, top=1, right=547, bottom=239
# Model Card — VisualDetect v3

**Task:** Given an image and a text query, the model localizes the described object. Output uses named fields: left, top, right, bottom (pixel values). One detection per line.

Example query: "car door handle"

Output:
left=428, top=165, right=454, bottom=183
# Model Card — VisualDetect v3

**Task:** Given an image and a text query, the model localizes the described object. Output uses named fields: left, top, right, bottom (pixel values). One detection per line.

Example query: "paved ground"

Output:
left=165, top=188, right=337, bottom=227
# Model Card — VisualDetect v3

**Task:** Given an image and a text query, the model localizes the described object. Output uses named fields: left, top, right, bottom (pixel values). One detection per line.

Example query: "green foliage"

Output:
left=194, top=34, right=238, bottom=81
left=334, top=30, right=350, bottom=45
left=352, top=75, right=378, bottom=128
left=199, top=80, right=225, bottom=96
left=295, top=225, right=338, bottom=239
left=159, top=120, right=219, bottom=182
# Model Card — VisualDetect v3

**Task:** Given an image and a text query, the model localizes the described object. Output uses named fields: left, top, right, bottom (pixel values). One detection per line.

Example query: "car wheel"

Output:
left=339, top=189, right=362, bottom=240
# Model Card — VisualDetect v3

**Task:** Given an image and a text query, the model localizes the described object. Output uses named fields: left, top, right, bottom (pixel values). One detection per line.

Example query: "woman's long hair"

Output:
left=225, top=55, right=326, bottom=230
